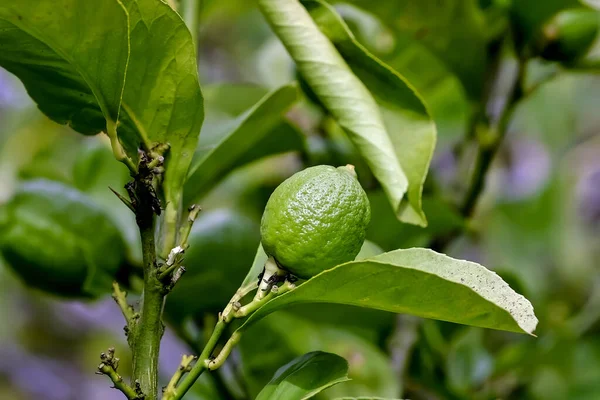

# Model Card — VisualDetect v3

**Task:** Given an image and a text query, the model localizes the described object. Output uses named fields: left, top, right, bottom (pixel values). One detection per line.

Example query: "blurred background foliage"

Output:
left=1, top=0, right=600, bottom=399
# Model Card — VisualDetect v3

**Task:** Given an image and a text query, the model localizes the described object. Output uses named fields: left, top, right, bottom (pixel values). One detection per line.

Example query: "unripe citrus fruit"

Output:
left=538, top=8, right=598, bottom=63
left=0, top=180, right=125, bottom=298
left=260, top=165, right=371, bottom=279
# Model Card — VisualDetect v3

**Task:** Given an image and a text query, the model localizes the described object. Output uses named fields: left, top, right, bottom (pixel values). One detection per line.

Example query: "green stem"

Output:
left=460, top=58, right=525, bottom=218
left=161, top=199, right=179, bottom=259
left=132, top=220, right=165, bottom=400
left=166, top=320, right=228, bottom=400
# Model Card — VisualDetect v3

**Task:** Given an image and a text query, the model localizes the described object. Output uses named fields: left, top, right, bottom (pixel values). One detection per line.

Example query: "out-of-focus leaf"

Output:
left=164, top=209, right=260, bottom=323
left=241, top=312, right=399, bottom=399
left=337, top=4, right=470, bottom=144
left=183, top=84, right=302, bottom=204
left=0, top=0, right=129, bottom=135
left=119, top=0, right=203, bottom=230
left=355, top=240, right=384, bottom=260
left=337, top=0, right=488, bottom=98
left=367, top=191, right=465, bottom=251
left=239, top=248, right=538, bottom=334
left=255, top=351, right=349, bottom=400
left=446, top=328, right=494, bottom=395
left=304, top=0, right=437, bottom=226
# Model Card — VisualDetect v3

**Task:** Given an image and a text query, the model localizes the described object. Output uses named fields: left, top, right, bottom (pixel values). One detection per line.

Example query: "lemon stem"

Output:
left=256, top=256, right=286, bottom=300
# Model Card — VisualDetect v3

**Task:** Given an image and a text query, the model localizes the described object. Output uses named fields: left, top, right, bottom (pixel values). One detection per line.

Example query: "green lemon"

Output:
left=260, top=165, right=371, bottom=279
left=0, top=179, right=125, bottom=298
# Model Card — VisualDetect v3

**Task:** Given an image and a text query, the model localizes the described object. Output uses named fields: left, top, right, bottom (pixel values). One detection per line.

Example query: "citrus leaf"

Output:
left=241, top=312, right=399, bottom=398
left=119, top=0, right=204, bottom=222
left=0, top=0, right=129, bottom=135
left=184, top=83, right=301, bottom=204
left=258, top=0, right=411, bottom=223
left=242, top=243, right=269, bottom=288
left=303, top=0, right=437, bottom=226
left=239, top=248, right=538, bottom=335
left=255, top=351, right=350, bottom=400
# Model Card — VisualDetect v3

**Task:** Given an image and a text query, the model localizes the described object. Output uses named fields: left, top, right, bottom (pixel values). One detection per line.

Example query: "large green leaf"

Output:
left=255, top=351, right=350, bottom=400
left=0, top=0, right=129, bottom=135
left=303, top=0, right=436, bottom=226
left=119, top=0, right=204, bottom=226
left=239, top=248, right=538, bottom=334
left=183, top=84, right=302, bottom=204
left=241, top=312, right=399, bottom=398
left=258, top=0, right=411, bottom=223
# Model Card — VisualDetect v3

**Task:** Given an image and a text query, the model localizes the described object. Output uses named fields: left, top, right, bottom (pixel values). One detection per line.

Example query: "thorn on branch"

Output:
left=112, top=282, right=137, bottom=327
left=109, top=187, right=136, bottom=213
left=178, top=204, right=202, bottom=250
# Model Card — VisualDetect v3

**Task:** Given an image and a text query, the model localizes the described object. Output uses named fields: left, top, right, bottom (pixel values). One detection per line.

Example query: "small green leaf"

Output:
left=0, top=0, right=129, bottom=134
left=303, top=0, right=437, bottom=226
left=255, top=351, right=350, bottom=400
left=119, top=0, right=204, bottom=218
left=184, top=83, right=301, bottom=204
left=241, top=312, right=399, bottom=398
left=240, top=248, right=538, bottom=335
left=242, top=243, right=269, bottom=288
left=258, top=0, right=410, bottom=223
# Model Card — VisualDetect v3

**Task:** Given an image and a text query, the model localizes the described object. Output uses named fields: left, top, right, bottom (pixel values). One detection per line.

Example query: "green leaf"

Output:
left=338, top=0, right=488, bottom=98
left=258, top=0, right=410, bottom=223
left=119, top=0, right=204, bottom=219
left=260, top=0, right=437, bottom=226
left=239, top=248, right=538, bottom=335
left=304, top=0, right=437, bottom=226
left=0, top=0, right=129, bottom=134
left=446, top=328, right=494, bottom=395
left=183, top=84, right=302, bottom=204
left=255, top=351, right=350, bottom=400
left=241, top=312, right=399, bottom=398
left=242, top=243, right=269, bottom=288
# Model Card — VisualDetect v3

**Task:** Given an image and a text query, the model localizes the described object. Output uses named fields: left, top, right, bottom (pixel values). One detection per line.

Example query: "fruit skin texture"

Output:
left=0, top=179, right=125, bottom=298
left=260, top=165, right=371, bottom=279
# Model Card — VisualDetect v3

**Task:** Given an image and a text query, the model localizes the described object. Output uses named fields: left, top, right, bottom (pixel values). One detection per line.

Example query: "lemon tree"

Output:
left=0, top=0, right=568, bottom=399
